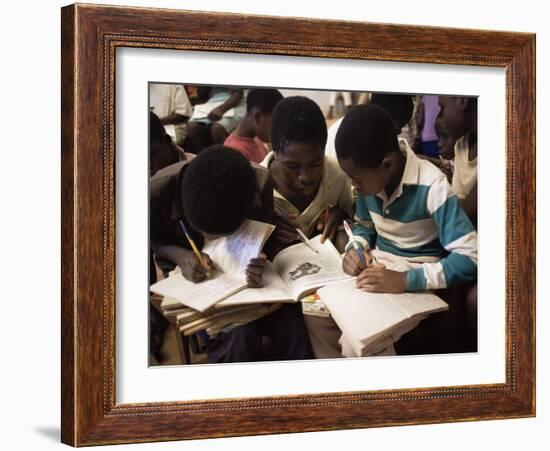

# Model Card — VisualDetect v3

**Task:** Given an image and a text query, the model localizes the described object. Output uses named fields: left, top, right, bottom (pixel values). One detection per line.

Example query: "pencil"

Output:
left=179, top=219, right=210, bottom=273
left=343, top=220, right=366, bottom=266
left=296, top=228, right=319, bottom=254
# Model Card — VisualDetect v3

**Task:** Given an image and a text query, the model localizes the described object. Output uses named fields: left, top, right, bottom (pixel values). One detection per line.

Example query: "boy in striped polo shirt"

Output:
left=336, top=104, right=477, bottom=293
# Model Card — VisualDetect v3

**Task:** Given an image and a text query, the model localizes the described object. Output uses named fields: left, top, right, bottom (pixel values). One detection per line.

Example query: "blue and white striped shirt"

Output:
left=349, top=141, right=477, bottom=291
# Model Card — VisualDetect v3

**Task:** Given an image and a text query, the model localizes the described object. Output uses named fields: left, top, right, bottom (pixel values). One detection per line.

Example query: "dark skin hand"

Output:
left=342, top=246, right=373, bottom=276
left=245, top=253, right=267, bottom=288
left=160, top=113, right=189, bottom=126
left=343, top=248, right=407, bottom=293
left=207, top=90, right=243, bottom=121
left=274, top=207, right=349, bottom=249
left=274, top=212, right=301, bottom=245
left=150, top=242, right=213, bottom=283
left=356, top=267, right=407, bottom=293
left=174, top=248, right=213, bottom=283
left=315, top=206, right=349, bottom=244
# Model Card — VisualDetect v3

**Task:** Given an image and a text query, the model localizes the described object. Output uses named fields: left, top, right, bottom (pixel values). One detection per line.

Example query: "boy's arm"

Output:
left=208, top=89, right=244, bottom=121
left=348, top=196, right=378, bottom=251
left=406, top=177, right=478, bottom=291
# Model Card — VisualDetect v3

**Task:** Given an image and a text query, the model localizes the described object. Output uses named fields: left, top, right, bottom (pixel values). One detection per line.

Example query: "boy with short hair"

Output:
left=224, top=88, right=283, bottom=163
left=261, top=96, right=354, bottom=358
left=150, top=146, right=313, bottom=363
left=263, top=95, right=353, bottom=255
left=336, top=104, right=477, bottom=294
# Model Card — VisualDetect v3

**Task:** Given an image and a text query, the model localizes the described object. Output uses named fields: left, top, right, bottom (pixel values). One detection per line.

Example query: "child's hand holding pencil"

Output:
left=175, top=248, right=213, bottom=283
left=342, top=246, right=372, bottom=276
left=178, top=219, right=214, bottom=282
left=341, top=220, right=380, bottom=276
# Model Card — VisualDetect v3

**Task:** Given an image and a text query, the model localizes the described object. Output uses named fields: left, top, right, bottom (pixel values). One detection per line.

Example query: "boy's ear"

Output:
left=251, top=107, right=262, bottom=122
left=381, top=156, right=394, bottom=170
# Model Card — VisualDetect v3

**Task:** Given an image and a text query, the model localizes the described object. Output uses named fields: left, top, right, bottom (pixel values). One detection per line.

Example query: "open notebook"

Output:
left=217, top=234, right=353, bottom=306
left=150, top=219, right=275, bottom=312
left=318, top=280, right=449, bottom=356
left=152, top=229, right=352, bottom=312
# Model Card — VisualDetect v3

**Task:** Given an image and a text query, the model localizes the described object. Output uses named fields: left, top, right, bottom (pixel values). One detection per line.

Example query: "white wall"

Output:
left=1, top=0, right=547, bottom=450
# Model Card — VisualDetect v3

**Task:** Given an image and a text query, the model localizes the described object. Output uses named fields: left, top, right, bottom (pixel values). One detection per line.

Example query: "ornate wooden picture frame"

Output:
left=61, top=3, right=535, bottom=446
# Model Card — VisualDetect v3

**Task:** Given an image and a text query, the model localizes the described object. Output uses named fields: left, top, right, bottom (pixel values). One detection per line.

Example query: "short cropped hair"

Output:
left=181, top=146, right=256, bottom=235
left=335, top=104, right=400, bottom=168
left=270, top=96, right=327, bottom=153
left=370, top=93, right=414, bottom=131
left=246, top=88, right=284, bottom=113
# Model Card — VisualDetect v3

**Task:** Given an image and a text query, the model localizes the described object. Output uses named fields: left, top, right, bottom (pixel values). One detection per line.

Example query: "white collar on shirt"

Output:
left=376, top=138, right=420, bottom=207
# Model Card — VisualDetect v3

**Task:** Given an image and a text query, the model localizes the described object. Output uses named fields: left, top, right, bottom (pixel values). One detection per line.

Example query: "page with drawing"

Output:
left=272, top=235, right=353, bottom=300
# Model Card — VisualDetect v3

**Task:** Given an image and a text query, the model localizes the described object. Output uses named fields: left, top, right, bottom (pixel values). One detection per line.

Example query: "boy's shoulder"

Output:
left=151, top=160, right=188, bottom=183
left=416, top=156, right=448, bottom=188
left=399, top=138, right=447, bottom=190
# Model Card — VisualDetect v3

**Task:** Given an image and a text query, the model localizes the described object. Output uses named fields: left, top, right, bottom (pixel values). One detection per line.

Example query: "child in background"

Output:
left=149, top=146, right=313, bottom=363
left=416, top=115, right=456, bottom=183
left=224, top=88, right=283, bottom=163
left=435, top=115, right=456, bottom=161
left=149, top=111, right=189, bottom=177
left=326, top=91, right=353, bottom=119
left=186, top=87, right=246, bottom=154
left=261, top=96, right=354, bottom=358
left=149, top=83, right=193, bottom=147
left=437, top=96, right=478, bottom=350
left=336, top=104, right=478, bottom=354
left=433, top=115, right=456, bottom=183
left=416, top=94, right=441, bottom=157
left=438, top=96, right=477, bottom=227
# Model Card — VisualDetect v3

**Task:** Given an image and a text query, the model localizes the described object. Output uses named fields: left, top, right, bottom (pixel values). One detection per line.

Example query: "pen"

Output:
left=296, top=228, right=320, bottom=254
left=343, top=220, right=366, bottom=266
left=179, top=220, right=211, bottom=275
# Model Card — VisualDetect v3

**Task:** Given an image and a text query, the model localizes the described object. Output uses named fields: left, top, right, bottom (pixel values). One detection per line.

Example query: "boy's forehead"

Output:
left=339, top=157, right=375, bottom=177
left=278, top=141, right=324, bottom=159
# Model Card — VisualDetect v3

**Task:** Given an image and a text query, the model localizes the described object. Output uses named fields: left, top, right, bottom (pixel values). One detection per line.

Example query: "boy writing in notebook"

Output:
left=260, top=96, right=354, bottom=358
left=336, top=104, right=477, bottom=293
left=150, top=146, right=312, bottom=362
left=224, top=88, right=283, bottom=163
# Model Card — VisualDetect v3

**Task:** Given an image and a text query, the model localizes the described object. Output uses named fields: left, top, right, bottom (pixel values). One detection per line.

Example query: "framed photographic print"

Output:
left=61, top=3, right=535, bottom=446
